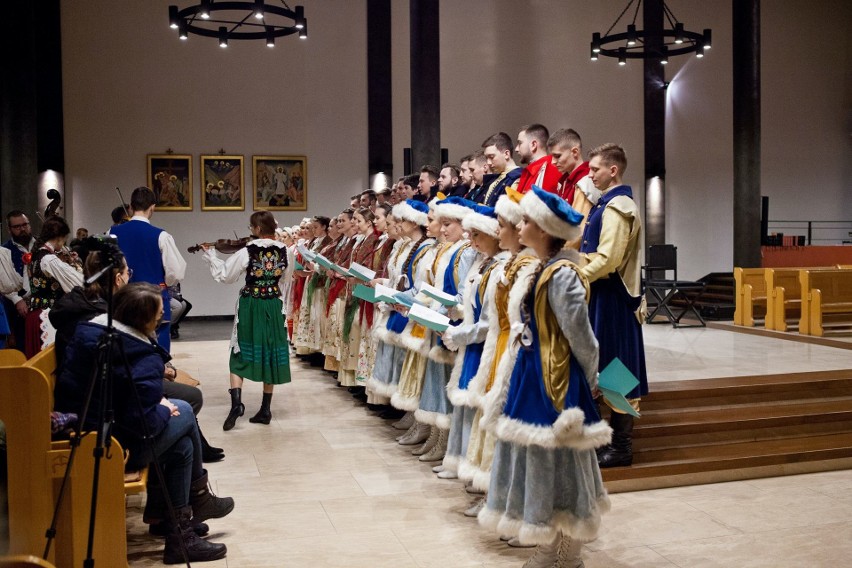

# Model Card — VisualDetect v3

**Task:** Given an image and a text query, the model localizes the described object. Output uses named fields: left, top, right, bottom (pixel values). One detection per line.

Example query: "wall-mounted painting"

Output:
left=147, top=154, right=192, bottom=211
left=252, top=155, right=307, bottom=211
left=201, top=155, right=245, bottom=211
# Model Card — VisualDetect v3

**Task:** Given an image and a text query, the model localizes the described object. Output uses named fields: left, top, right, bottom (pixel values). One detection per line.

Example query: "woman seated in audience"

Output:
left=54, top=282, right=234, bottom=564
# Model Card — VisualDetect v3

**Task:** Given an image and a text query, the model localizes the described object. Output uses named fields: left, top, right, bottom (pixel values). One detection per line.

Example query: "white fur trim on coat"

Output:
left=479, top=494, right=611, bottom=545
left=428, top=344, right=456, bottom=364
left=366, top=376, right=397, bottom=398
left=414, top=408, right=451, bottom=430
left=521, top=189, right=581, bottom=242
left=462, top=212, right=499, bottom=237
left=494, top=411, right=612, bottom=450
left=495, top=194, right=523, bottom=226
left=433, top=201, right=473, bottom=221
left=392, top=202, right=428, bottom=226
left=479, top=259, right=540, bottom=432
left=391, top=391, right=421, bottom=412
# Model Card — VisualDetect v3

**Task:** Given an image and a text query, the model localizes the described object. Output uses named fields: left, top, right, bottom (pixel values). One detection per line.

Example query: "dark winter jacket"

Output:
left=48, top=286, right=107, bottom=367
left=54, top=319, right=170, bottom=468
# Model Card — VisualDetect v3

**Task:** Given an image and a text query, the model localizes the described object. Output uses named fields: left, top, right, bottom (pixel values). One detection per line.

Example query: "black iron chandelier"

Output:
left=591, top=0, right=710, bottom=66
left=168, top=1, right=306, bottom=47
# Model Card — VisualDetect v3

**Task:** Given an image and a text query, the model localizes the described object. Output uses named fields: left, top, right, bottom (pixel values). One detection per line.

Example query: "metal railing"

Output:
left=766, top=220, right=852, bottom=245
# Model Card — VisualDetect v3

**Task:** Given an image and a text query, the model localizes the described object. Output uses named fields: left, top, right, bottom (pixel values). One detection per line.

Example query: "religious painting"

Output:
left=147, top=154, right=193, bottom=211
left=200, top=155, right=245, bottom=211
left=252, top=155, right=308, bottom=211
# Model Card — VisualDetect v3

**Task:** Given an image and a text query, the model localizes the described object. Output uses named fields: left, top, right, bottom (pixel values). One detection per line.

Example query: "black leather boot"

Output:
left=598, top=412, right=634, bottom=468
left=189, top=470, right=235, bottom=522
left=198, top=421, right=225, bottom=462
left=163, top=506, right=227, bottom=564
left=249, top=392, right=273, bottom=424
left=223, top=388, right=244, bottom=431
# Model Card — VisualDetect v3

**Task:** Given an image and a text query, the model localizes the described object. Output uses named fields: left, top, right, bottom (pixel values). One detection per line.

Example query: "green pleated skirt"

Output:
left=229, top=296, right=291, bottom=385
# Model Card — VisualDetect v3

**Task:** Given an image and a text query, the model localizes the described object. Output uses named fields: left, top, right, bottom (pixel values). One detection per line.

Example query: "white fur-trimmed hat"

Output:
left=462, top=204, right=500, bottom=238
left=495, top=186, right=523, bottom=226
left=433, top=196, right=476, bottom=221
left=520, top=185, right=584, bottom=242
left=392, top=199, right=429, bottom=226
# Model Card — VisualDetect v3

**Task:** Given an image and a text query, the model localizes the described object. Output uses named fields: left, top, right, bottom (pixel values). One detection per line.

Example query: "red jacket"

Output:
left=516, top=155, right=561, bottom=194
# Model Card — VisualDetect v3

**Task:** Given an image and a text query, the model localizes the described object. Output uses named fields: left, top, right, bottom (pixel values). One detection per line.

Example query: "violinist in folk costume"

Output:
left=201, top=211, right=295, bottom=431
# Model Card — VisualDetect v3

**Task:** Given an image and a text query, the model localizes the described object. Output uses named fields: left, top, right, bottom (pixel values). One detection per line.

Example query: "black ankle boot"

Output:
left=189, top=470, right=235, bottom=522
left=163, top=506, right=227, bottom=564
left=598, top=412, right=634, bottom=468
left=150, top=518, right=209, bottom=537
left=249, top=392, right=273, bottom=424
left=223, top=388, right=244, bottom=431
left=198, top=420, right=224, bottom=463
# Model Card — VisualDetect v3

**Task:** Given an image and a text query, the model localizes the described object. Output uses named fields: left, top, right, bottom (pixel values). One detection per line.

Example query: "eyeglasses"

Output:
left=9, top=222, right=30, bottom=230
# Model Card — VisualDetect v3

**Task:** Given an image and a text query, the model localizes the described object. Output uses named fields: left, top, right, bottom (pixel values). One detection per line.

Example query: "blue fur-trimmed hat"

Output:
left=433, top=196, right=476, bottom=221
left=520, top=185, right=584, bottom=241
left=462, top=204, right=500, bottom=237
left=392, top=199, right=429, bottom=226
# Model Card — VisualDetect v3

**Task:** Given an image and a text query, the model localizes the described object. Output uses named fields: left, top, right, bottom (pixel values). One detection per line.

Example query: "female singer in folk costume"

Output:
left=337, top=208, right=380, bottom=393
left=478, top=187, right=610, bottom=568
left=410, top=197, right=478, bottom=471
left=365, top=204, right=418, bottom=420
left=459, top=189, right=537, bottom=520
left=287, top=218, right=313, bottom=337
left=323, top=210, right=359, bottom=381
left=388, top=199, right=446, bottom=449
left=439, top=203, right=507, bottom=485
left=292, top=216, right=332, bottom=356
left=201, top=211, right=295, bottom=431
left=357, top=204, right=398, bottom=408
left=24, top=216, right=84, bottom=358
left=306, top=217, right=342, bottom=371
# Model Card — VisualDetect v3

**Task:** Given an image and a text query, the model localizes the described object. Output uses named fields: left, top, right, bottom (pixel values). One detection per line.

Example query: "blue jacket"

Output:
left=54, top=321, right=170, bottom=464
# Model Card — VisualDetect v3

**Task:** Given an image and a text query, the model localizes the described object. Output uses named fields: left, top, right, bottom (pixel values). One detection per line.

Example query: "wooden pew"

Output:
left=734, top=267, right=767, bottom=326
left=800, top=269, right=852, bottom=336
left=0, top=345, right=129, bottom=567
left=766, top=266, right=847, bottom=332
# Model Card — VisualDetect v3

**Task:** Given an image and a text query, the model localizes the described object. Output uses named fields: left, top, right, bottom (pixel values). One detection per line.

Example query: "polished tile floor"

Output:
left=116, top=323, right=852, bottom=566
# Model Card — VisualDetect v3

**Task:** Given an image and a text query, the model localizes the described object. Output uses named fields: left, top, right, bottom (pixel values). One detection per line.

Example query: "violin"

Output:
left=187, top=237, right=252, bottom=255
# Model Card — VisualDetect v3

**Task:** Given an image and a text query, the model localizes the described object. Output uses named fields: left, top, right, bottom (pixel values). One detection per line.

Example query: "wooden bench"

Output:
left=801, top=269, right=852, bottom=337
left=734, top=267, right=767, bottom=326
left=765, top=266, right=843, bottom=332
left=0, top=345, right=129, bottom=567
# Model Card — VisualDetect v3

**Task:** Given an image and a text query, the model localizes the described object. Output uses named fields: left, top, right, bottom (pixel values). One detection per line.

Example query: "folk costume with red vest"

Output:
left=516, top=155, right=561, bottom=194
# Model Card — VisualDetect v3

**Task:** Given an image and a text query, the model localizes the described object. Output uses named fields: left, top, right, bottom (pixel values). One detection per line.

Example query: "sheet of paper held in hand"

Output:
left=597, top=358, right=641, bottom=417
left=408, top=303, right=451, bottom=332
left=420, top=283, right=458, bottom=306
left=348, top=262, right=376, bottom=282
left=374, top=283, right=403, bottom=304
left=297, top=244, right=316, bottom=262
left=353, top=284, right=377, bottom=303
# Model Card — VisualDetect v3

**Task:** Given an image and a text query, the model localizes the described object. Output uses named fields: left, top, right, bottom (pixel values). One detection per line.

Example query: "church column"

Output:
left=367, top=0, right=393, bottom=185
left=409, top=0, right=440, bottom=171
left=732, top=0, right=761, bottom=268
left=0, top=0, right=65, bottom=234
left=643, top=0, right=666, bottom=251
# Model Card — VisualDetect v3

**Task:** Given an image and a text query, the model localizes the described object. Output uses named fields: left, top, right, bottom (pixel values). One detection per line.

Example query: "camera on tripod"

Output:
left=81, top=235, right=121, bottom=264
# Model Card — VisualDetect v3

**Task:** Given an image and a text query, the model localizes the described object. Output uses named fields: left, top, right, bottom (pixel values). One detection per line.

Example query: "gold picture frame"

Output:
left=252, top=155, right=307, bottom=211
left=147, top=154, right=193, bottom=211
left=200, top=155, right=245, bottom=211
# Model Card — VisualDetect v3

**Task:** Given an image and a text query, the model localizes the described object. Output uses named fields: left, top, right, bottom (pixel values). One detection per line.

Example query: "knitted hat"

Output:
left=392, top=199, right=429, bottom=226
left=495, top=186, right=523, bottom=226
left=462, top=204, right=500, bottom=238
left=520, top=185, right=584, bottom=241
left=433, top=196, right=476, bottom=221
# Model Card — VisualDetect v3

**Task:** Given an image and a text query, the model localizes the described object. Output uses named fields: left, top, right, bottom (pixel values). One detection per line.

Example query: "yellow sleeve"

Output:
left=578, top=207, right=631, bottom=283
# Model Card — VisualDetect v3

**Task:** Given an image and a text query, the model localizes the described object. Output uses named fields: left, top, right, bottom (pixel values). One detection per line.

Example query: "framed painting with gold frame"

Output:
left=252, top=155, right=307, bottom=211
left=200, top=155, right=245, bottom=211
left=147, top=154, right=193, bottom=211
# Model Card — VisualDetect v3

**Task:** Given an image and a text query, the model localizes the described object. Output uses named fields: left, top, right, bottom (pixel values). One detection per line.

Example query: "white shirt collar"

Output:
left=130, top=215, right=151, bottom=224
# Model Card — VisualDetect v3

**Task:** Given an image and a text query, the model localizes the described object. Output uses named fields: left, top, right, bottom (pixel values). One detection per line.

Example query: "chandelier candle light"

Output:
left=169, top=1, right=307, bottom=46
left=590, top=0, right=710, bottom=65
